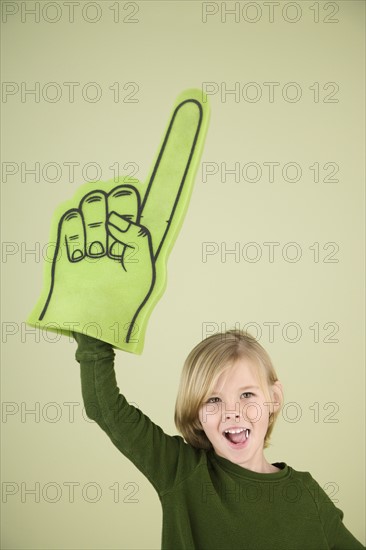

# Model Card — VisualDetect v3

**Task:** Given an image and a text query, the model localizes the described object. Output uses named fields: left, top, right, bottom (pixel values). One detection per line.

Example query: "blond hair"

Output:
left=174, top=329, right=282, bottom=450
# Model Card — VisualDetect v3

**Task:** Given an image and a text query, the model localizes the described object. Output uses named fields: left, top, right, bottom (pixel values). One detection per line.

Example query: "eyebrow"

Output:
left=210, top=385, right=260, bottom=395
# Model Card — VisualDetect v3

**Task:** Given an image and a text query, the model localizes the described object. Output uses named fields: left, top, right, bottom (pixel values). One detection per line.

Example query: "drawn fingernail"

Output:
left=109, top=212, right=130, bottom=233
left=89, top=241, right=104, bottom=256
left=110, top=242, right=124, bottom=257
left=72, top=249, right=83, bottom=261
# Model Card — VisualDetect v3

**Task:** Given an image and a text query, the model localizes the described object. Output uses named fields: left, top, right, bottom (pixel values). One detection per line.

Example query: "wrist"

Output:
left=73, top=331, right=114, bottom=355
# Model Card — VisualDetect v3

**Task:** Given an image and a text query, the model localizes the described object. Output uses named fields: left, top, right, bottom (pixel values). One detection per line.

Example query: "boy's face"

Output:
left=198, top=357, right=281, bottom=473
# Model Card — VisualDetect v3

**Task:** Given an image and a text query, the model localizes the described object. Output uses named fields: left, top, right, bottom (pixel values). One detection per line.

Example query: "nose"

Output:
left=224, top=401, right=240, bottom=420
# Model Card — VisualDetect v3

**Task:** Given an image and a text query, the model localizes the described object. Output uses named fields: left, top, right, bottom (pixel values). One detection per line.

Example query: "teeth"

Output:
left=224, top=428, right=250, bottom=436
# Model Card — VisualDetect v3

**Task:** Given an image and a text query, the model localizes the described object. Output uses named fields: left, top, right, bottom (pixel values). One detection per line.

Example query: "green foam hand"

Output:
left=27, top=89, right=210, bottom=354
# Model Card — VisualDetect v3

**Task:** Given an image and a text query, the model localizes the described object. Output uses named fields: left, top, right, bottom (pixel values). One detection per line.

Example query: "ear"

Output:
left=271, top=380, right=283, bottom=413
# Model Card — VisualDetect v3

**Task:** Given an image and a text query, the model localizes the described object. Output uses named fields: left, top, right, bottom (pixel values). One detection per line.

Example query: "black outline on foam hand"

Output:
left=39, top=98, right=203, bottom=344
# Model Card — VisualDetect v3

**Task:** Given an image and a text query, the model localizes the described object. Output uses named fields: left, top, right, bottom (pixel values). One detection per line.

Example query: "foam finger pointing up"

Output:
left=140, top=89, right=210, bottom=261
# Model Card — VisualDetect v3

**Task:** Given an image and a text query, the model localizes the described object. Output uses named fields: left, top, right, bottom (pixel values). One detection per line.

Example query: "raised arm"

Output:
left=74, top=332, right=117, bottom=439
left=74, top=332, right=201, bottom=496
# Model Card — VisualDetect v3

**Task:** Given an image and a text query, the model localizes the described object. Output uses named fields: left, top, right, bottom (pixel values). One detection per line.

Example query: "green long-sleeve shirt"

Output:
left=74, top=333, right=364, bottom=550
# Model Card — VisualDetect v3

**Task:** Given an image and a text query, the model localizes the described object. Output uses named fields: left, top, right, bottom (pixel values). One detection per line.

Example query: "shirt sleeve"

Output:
left=302, top=473, right=365, bottom=550
left=73, top=332, right=201, bottom=496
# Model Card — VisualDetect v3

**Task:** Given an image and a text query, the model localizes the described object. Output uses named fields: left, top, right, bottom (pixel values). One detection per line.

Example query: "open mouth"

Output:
left=223, top=428, right=250, bottom=445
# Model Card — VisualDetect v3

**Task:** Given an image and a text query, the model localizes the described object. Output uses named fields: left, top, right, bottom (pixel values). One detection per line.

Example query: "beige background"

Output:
left=1, top=1, right=365, bottom=548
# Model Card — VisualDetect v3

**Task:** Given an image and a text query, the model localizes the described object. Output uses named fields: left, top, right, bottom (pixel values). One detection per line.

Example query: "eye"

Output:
left=241, top=392, right=254, bottom=399
left=206, top=397, right=221, bottom=403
